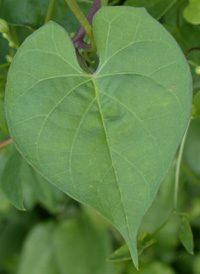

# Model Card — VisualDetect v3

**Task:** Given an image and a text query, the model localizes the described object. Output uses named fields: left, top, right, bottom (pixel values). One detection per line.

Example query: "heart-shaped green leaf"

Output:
left=5, top=7, right=192, bottom=267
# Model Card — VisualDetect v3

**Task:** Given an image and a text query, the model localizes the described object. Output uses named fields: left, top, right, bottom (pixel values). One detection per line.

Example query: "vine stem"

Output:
left=65, top=0, right=96, bottom=52
left=73, top=0, right=101, bottom=49
left=0, top=63, right=10, bottom=69
left=45, top=0, right=56, bottom=23
left=174, top=118, right=191, bottom=210
left=184, top=47, right=200, bottom=55
left=188, top=60, right=199, bottom=68
left=0, top=138, right=12, bottom=149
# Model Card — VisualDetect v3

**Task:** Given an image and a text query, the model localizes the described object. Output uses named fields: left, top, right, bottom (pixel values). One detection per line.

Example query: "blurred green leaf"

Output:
left=1, top=150, right=25, bottom=210
left=193, top=253, right=200, bottom=274
left=108, top=232, right=156, bottom=262
left=124, top=0, right=177, bottom=20
left=0, top=141, right=61, bottom=212
left=0, top=221, right=29, bottom=274
left=192, top=91, right=200, bottom=120
left=183, top=119, right=200, bottom=177
left=0, top=0, right=92, bottom=32
left=138, top=232, right=157, bottom=256
left=51, top=0, right=92, bottom=32
left=0, top=98, right=8, bottom=134
left=164, top=23, right=200, bottom=90
left=54, top=215, right=113, bottom=274
left=183, top=0, right=200, bottom=25
left=0, top=0, right=49, bottom=29
left=18, top=222, right=59, bottom=274
left=179, top=216, right=194, bottom=255
left=21, top=159, right=61, bottom=213
left=161, top=0, right=200, bottom=90
left=128, top=261, right=176, bottom=274
left=0, top=33, right=9, bottom=64
left=108, top=244, right=131, bottom=262
left=0, top=139, right=15, bottom=181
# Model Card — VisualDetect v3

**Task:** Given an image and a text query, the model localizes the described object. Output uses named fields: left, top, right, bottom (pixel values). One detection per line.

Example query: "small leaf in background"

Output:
left=108, top=232, right=156, bottom=262
left=18, top=222, right=59, bottom=274
left=183, top=0, right=200, bottom=25
left=1, top=150, right=25, bottom=211
left=193, top=253, right=200, bottom=274
left=108, top=244, right=131, bottom=262
left=54, top=215, right=113, bottom=274
left=0, top=221, right=29, bottom=274
left=192, top=91, right=200, bottom=120
left=0, top=99, right=8, bottom=134
left=0, top=136, right=15, bottom=179
left=138, top=232, right=157, bottom=256
left=21, top=159, right=61, bottom=213
left=0, top=0, right=49, bottom=29
left=129, top=261, right=177, bottom=274
left=0, top=0, right=92, bottom=32
left=0, top=33, right=9, bottom=65
left=183, top=119, right=200, bottom=177
left=178, top=216, right=194, bottom=255
left=124, top=0, right=177, bottom=20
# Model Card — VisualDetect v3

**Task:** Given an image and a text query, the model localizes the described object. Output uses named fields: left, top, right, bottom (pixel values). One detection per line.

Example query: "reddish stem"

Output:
left=0, top=138, right=12, bottom=149
left=184, top=47, right=200, bottom=55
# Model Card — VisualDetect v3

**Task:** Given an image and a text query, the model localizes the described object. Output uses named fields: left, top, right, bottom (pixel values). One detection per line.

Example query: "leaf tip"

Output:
left=128, top=242, right=139, bottom=269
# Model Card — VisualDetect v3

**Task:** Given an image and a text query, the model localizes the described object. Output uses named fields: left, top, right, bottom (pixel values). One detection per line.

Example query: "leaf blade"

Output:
left=5, top=7, right=192, bottom=268
left=1, top=150, right=25, bottom=210
left=179, top=216, right=194, bottom=255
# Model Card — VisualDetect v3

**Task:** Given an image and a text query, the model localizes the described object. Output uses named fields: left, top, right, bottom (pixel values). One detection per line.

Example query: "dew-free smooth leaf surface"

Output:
left=178, top=216, right=194, bottom=255
left=183, top=0, right=200, bottom=25
left=1, top=150, right=25, bottom=210
left=5, top=7, right=192, bottom=267
left=54, top=215, right=113, bottom=274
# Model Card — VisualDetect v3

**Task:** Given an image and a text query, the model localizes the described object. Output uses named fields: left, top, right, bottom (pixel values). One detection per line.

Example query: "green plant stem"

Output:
left=174, top=118, right=191, bottom=210
left=188, top=60, right=199, bottom=68
left=156, top=0, right=177, bottom=20
left=0, top=63, right=10, bottom=69
left=173, top=210, right=188, bottom=217
left=45, top=0, right=56, bottom=23
left=65, top=0, right=96, bottom=51
left=0, top=138, right=12, bottom=149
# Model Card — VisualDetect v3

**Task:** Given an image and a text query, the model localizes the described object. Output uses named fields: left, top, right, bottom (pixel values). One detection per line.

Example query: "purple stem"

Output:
left=73, top=0, right=101, bottom=48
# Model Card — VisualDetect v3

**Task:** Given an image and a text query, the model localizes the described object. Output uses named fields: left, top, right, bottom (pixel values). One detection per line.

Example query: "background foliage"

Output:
left=0, top=0, right=200, bottom=273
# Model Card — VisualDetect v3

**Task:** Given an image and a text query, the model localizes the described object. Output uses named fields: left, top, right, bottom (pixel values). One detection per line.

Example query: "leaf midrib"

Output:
left=91, top=76, right=136, bottom=263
